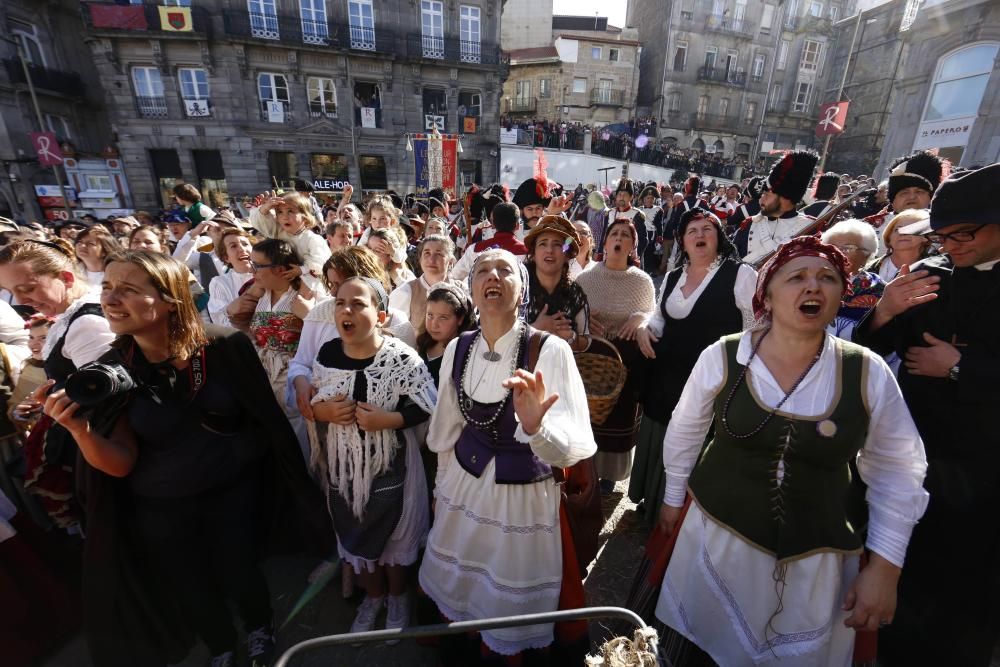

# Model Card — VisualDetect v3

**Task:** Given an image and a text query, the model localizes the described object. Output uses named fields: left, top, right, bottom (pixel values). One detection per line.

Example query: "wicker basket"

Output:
left=575, top=336, right=626, bottom=426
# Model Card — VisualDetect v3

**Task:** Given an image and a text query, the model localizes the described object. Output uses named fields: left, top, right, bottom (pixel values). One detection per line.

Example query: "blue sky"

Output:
left=552, top=0, right=628, bottom=28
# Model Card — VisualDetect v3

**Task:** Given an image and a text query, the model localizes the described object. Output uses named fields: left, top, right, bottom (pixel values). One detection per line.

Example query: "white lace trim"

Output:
left=306, top=337, right=436, bottom=519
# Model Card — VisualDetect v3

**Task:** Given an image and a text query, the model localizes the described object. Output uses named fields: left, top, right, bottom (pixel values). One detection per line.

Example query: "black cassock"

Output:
left=854, top=255, right=1000, bottom=667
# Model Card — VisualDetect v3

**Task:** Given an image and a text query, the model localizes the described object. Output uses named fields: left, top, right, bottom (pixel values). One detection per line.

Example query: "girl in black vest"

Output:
left=631, top=208, right=757, bottom=528
left=0, top=239, right=115, bottom=532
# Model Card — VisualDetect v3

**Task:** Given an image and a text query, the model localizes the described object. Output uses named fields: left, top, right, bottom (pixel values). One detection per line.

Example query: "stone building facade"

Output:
left=628, top=0, right=855, bottom=161
left=500, top=15, right=641, bottom=127
left=0, top=1, right=121, bottom=223
left=874, top=0, right=1000, bottom=174
left=83, top=0, right=506, bottom=211
left=822, top=0, right=906, bottom=177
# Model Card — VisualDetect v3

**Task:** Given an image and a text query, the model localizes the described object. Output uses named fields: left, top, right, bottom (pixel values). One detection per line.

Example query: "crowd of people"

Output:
left=0, top=146, right=998, bottom=667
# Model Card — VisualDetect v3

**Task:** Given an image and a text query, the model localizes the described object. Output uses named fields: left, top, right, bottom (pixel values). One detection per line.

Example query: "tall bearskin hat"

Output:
left=765, top=150, right=819, bottom=204
left=743, top=176, right=766, bottom=203
left=888, top=151, right=948, bottom=203
left=468, top=183, right=510, bottom=222
left=639, top=184, right=659, bottom=200
left=684, top=176, right=701, bottom=197
left=814, top=173, right=841, bottom=201
left=427, top=187, right=448, bottom=212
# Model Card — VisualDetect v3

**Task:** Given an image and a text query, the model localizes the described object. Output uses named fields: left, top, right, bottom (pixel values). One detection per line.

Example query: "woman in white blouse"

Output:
left=207, top=227, right=255, bottom=328
left=0, top=239, right=115, bottom=532
left=418, top=248, right=597, bottom=662
left=388, top=234, right=463, bottom=335
left=630, top=208, right=756, bottom=528
left=653, top=237, right=928, bottom=667
left=74, top=226, right=119, bottom=288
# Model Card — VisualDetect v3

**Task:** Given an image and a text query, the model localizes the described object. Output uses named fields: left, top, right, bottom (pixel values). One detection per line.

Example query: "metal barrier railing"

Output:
left=274, top=605, right=646, bottom=666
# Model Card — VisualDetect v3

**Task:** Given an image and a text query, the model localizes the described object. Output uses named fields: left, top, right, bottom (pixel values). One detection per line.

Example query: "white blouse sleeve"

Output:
left=646, top=281, right=668, bottom=337
left=249, top=207, right=278, bottom=238
left=426, top=338, right=463, bottom=492
left=735, top=263, right=759, bottom=330
left=450, top=245, right=477, bottom=281
left=63, top=315, right=115, bottom=368
left=208, top=274, right=235, bottom=327
left=388, top=281, right=414, bottom=317
left=662, top=340, right=727, bottom=507
left=513, top=336, right=598, bottom=468
left=297, top=232, right=332, bottom=294
left=857, top=351, right=929, bottom=568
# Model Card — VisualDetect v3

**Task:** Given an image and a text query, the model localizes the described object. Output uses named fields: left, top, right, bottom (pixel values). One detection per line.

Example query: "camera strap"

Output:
left=188, top=346, right=206, bottom=399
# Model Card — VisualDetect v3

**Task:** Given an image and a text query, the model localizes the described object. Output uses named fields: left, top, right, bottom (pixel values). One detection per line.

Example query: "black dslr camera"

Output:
left=64, top=362, right=137, bottom=413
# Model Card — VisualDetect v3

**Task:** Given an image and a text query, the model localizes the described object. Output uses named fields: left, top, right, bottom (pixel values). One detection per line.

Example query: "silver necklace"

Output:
left=458, top=323, right=524, bottom=425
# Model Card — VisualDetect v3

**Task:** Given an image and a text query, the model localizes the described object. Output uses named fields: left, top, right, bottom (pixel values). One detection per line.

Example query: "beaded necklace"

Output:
left=457, top=322, right=525, bottom=431
left=720, top=328, right=824, bottom=440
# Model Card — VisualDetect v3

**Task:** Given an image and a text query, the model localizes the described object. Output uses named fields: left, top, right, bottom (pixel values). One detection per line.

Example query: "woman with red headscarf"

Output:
left=651, top=237, right=929, bottom=666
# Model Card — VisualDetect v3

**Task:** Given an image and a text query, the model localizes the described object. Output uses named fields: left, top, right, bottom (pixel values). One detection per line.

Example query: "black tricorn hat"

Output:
left=765, top=150, right=819, bottom=203
left=615, top=178, right=636, bottom=196
left=930, top=163, right=1000, bottom=230
left=470, top=183, right=510, bottom=221
left=888, top=151, right=946, bottom=203
left=512, top=177, right=552, bottom=209
left=814, top=172, right=841, bottom=201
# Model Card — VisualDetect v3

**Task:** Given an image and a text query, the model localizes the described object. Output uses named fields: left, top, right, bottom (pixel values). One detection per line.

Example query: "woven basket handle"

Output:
left=582, top=336, right=623, bottom=364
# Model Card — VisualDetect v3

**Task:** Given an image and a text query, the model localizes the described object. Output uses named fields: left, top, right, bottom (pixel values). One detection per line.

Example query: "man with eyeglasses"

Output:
left=853, top=163, right=1000, bottom=667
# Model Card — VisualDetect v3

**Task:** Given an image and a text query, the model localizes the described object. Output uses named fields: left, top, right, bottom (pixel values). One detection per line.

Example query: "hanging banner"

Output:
left=29, top=132, right=64, bottom=167
left=158, top=6, right=193, bottom=32
left=361, top=107, right=377, bottom=128
left=412, top=132, right=458, bottom=198
left=815, top=101, right=849, bottom=137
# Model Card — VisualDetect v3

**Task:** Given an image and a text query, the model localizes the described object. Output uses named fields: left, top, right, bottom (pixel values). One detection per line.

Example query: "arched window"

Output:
left=922, top=43, right=998, bottom=122
left=692, top=137, right=706, bottom=152
left=713, top=139, right=725, bottom=153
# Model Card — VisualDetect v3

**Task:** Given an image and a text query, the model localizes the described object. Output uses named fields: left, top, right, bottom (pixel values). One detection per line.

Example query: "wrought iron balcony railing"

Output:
left=3, top=59, right=85, bottom=97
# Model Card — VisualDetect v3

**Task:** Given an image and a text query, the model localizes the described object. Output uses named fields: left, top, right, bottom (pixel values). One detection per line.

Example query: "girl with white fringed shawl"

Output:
left=306, top=276, right=437, bottom=638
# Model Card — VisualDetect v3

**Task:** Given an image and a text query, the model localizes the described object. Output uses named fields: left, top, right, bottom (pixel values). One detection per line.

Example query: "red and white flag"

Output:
left=815, top=101, right=849, bottom=137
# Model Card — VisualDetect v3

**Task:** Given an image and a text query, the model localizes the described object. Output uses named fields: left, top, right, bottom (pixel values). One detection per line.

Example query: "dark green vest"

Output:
left=689, top=334, right=870, bottom=563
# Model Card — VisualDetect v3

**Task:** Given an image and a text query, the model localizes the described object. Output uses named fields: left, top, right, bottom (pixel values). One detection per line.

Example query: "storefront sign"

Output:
left=913, top=116, right=976, bottom=151
left=34, top=185, right=77, bottom=200
left=311, top=179, right=351, bottom=191
left=43, top=208, right=71, bottom=222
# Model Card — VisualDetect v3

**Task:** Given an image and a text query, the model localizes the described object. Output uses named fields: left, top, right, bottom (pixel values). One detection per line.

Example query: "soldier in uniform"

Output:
left=726, top=175, right=765, bottom=237
left=511, top=176, right=559, bottom=240
left=803, top=172, right=842, bottom=218
left=734, top=150, right=819, bottom=263
left=863, top=151, right=946, bottom=236
left=636, top=184, right=663, bottom=272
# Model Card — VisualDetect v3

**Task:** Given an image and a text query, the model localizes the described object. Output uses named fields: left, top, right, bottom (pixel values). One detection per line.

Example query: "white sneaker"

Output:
left=384, top=593, right=410, bottom=645
left=350, top=595, right=385, bottom=634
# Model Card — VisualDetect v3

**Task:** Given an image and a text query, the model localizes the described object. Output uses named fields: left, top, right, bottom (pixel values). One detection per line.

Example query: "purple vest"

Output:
left=452, top=327, right=553, bottom=485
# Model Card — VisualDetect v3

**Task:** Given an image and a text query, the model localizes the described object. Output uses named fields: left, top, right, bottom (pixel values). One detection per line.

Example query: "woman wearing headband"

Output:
left=575, top=218, right=656, bottom=493
left=651, top=236, right=928, bottom=666
left=630, top=207, right=757, bottom=528
left=419, top=248, right=597, bottom=663
left=0, top=239, right=115, bottom=532
left=305, top=276, right=436, bottom=639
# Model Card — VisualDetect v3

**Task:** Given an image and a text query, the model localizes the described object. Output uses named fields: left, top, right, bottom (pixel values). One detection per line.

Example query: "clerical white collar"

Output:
left=975, top=258, right=1000, bottom=271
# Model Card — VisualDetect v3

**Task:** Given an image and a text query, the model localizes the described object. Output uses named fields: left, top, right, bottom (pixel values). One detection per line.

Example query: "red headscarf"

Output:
left=752, top=236, right=852, bottom=320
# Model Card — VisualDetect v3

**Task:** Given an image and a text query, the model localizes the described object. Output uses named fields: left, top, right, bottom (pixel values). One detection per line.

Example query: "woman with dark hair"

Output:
left=652, top=237, right=927, bottom=666
left=0, top=239, right=115, bottom=531
left=416, top=283, right=477, bottom=387
left=630, top=208, right=756, bottom=526
left=207, top=228, right=254, bottom=328
left=74, top=226, right=120, bottom=286
left=524, top=215, right=591, bottom=353
left=249, top=238, right=313, bottom=457
left=40, top=251, right=329, bottom=667
left=575, top=218, right=655, bottom=492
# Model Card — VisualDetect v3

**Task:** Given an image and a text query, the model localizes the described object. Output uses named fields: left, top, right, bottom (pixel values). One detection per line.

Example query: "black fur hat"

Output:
left=743, top=176, right=766, bottom=202
left=888, top=151, right=946, bottom=203
left=814, top=173, right=841, bottom=201
left=765, top=150, right=819, bottom=203
left=470, top=183, right=510, bottom=222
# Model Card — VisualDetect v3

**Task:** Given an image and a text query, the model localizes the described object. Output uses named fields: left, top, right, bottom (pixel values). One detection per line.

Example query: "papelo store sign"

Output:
left=912, top=116, right=976, bottom=151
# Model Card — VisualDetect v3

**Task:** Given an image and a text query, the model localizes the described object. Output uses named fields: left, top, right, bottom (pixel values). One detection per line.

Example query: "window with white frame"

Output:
left=769, top=83, right=782, bottom=110
left=592, top=46, right=603, bottom=60
left=572, top=77, right=587, bottom=93
left=349, top=0, right=375, bottom=50
left=667, top=91, right=681, bottom=112
left=800, top=40, right=822, bottom=71
left=752, top=54, right=766, bottom=80
left=133, top=67, right=167, bottom=118
left=307, top=77, right=337, bottom=117
left=697, top=95, right=710, bottom=116
left=539, top=78, right=551, bottom=98
left=705, top=46, right=718, bottom=71
left=829, top=5, right=839, bottom=21
left=734, top=0, right=748, bottom=27
left=673, top=41, right=688, bottom=71
left=460, top=6, right=481, bottom=63
left=777, top=40, right=790, bottom=69
left=178, top=68, right=210, bottom=117
left=44, top=114, right=72, bottom=140
left=10, top=21, right=46, bottom=66
left=248, top=0, right=279, bottom=39
left=792, top=81, right=813, bottom=112
left=300, top=0, right=329, bottom=44
left=785, top=0, right=799, bottom=27
left=515, top=80, right=531, bottom=102
left=809, top=2, right=823, bottom=17
left=85, top=174, right=114, bottom=192
left=421, top=1, right=445, bottom=58
left=922, top=43, right=1000, bottom=121
left=258, top=72, right=290, bottom=118
left=609, top=48, right=620, bottom=62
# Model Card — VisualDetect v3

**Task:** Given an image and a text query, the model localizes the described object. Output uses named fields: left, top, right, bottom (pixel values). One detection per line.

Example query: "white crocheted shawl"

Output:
left=306, top=336, right=437, bottom=519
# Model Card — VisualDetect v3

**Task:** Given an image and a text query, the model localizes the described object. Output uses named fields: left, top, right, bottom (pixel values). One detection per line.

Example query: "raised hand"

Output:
left=502, top=369, right=559, bottom=436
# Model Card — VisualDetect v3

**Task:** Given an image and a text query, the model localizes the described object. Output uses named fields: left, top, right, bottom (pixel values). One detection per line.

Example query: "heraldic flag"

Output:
left=158, top=6, right=193, bottom=32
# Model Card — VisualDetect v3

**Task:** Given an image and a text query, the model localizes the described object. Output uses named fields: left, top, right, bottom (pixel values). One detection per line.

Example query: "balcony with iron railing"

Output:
left=506, top=97, right=537, bottom=113
left=697, top=66, right=747, bottom=87
left=590, top=87, right=624, bottom=106
left=82, top=2, right=210, bottom=35
left=406, top=34, right=502, bottom=65
left=689, top=112, right=755, bottom=133
left=136, top=95, right=168, bottom=119
left=3, top=59, right=85, bottom=97
left=705, top=14, right=756, bottom=38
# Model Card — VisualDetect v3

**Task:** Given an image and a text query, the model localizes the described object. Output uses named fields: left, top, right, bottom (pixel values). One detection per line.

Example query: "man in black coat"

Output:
left=853, top=163, right=1000, bottom=667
